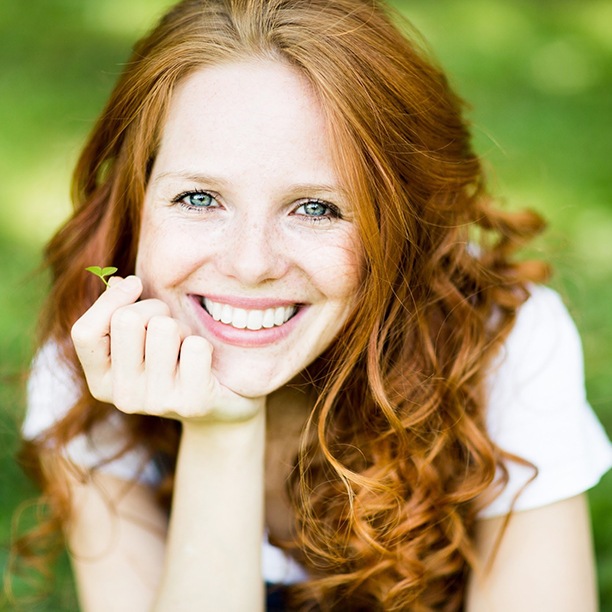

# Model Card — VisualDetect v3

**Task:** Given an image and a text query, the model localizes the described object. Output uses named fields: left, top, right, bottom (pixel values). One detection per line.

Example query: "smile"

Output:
left=201, top=297, right=298, bottom=331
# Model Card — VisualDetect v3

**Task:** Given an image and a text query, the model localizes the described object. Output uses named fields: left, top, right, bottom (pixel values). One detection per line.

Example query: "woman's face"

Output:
left=136, top=60, right=362, bottom=397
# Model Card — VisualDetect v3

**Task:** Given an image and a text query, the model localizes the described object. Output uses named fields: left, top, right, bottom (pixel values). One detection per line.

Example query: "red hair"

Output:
left=16, top=1, right=547, bottom=609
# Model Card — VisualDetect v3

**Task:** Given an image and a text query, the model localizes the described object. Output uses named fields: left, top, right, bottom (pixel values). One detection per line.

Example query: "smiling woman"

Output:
left=12, top=0, right=612, bottom=611
left=137, top=61, right=361, bottom=397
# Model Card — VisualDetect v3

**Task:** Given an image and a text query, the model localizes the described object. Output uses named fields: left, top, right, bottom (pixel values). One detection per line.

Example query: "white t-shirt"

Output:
left=22, top=285, right=612, bottom=583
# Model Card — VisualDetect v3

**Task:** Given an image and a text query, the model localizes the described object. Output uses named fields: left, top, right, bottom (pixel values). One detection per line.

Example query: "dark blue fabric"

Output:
left=266, top=582, right=289, bottom=611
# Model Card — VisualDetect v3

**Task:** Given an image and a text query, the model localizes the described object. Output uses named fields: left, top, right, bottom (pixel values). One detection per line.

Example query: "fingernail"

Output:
left=117, top=275, right=141, bottom=292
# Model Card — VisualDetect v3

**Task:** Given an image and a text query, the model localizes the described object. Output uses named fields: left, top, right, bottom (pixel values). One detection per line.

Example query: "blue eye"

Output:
left=295, top=199, right=341, bottom=220
left=173, top=190, right=219, bottom=211
left=187, top=192, right=214, bottom=207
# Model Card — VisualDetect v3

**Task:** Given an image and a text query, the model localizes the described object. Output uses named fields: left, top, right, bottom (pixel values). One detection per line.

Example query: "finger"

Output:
left=72, top=276, right=143, bottom=353
left=71, top=276, right=143, bottom=396
left=143, top=315, right=184, bottom=411
left=106, top=275, right=124, bottom=289
left=178, top=335, right=213, bottom=417
left=110, top=299, right=172, bottom=411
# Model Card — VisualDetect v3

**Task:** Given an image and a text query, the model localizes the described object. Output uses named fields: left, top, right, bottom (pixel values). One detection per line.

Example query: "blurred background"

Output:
left=1, top=0, right=611, bottom=608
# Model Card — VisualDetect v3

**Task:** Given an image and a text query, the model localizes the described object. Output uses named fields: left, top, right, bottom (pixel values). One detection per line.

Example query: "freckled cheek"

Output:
left=134, top=230, right=157, bottom=285
left=308, top=244, right=364, bottom=300
left=135, top=222, right=219, bottom=290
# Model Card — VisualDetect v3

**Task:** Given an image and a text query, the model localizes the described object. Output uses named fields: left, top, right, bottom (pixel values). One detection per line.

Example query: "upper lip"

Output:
left=191, top=294, right=305, bottom=309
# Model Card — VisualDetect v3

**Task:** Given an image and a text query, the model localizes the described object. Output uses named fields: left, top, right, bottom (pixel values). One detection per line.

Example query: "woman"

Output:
left=18, top=0, right=612, bottom=610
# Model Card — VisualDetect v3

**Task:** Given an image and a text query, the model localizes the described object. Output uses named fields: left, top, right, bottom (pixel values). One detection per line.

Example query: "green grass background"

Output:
left=1, top=0, right=611, bottom=609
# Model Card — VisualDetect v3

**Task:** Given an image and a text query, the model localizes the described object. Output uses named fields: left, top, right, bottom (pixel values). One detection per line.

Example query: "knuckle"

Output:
left=182, top=334, right=211, bottom=354
left=113, top=393, right=140, bottom=414
left=95, top=391, right=115, bottom=406
left=86, top=381, right=107, bottom=403
left=112, top=378, right=144, bottom=414
left=70, top=320, right=95, bottom=347
left=84, top=374, right=113, bottom=404
left=148, top=314, right=179, bottom=335
left=111, top=307, right=142, bottom=330
left=143, top=395, right=168, bottom=415
left=146, top=298, right=172, bottom=317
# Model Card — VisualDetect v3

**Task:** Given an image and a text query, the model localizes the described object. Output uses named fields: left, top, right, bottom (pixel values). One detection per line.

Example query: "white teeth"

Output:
left=211, top=301, right=223, bottom=321
left=262, top=309, right=275, bottom=329
left=202, top=298, right=297, bottom=331
left=247, top=310, right=264, bottom=330
left=232, top=308, right=248, bottom=329
left=221, top=303, right=233, bottom=324
left=274, top=307, right=286, bottom=326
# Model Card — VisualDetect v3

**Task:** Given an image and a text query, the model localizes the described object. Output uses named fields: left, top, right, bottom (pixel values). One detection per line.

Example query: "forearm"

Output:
left=465, top=495, right=597, bottom=612
left=64, top=470, right=167, bottom=612
left=154, top=406, right=266, bottom=612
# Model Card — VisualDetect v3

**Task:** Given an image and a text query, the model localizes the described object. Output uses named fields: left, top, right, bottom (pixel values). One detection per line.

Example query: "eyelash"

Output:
left=170, top=190, right=343, bottom=222
left=171, top=189, right=219, bottom=212
left=294, top=199, right=342, bottom=223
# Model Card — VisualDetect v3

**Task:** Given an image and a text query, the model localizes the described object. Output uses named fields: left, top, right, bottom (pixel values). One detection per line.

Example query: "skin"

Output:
left=466, top=494, right=597, bottom=611
left=138, top=59, right=361, bottom=400
left=69, top=60, right=599, bottom=611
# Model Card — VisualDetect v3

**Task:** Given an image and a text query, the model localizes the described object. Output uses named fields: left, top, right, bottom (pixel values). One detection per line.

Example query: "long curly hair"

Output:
left=15, top=0, right=547, bottom=609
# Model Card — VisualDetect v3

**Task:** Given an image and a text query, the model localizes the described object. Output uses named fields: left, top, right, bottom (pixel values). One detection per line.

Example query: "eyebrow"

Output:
left=151, top=171, right=348, bottom=200
left=151, top=171, right=227, bottom=188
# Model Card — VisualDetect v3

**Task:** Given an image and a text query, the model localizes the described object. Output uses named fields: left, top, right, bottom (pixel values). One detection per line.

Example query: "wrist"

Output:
left=181, top=393, right=267, bottom=428
left=180, top=402, right=266, bottom=453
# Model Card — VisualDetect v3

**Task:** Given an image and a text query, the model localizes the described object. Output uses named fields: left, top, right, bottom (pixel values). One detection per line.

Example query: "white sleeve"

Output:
left=479, top=285, right=612, bottom=518
left=23, top=342, right=161, bottom=486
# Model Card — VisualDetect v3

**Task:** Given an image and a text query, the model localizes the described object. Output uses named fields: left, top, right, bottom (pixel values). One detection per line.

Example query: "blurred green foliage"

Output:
left=1, top=0, right=611, bottom=609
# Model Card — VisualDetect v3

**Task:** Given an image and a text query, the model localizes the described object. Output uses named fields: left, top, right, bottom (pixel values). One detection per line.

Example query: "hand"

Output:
left=71, top=276, right=264, bottom=422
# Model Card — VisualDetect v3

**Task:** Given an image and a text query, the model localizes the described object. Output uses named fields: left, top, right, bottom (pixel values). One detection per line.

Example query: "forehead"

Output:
left=151, top=60, right=339, bottom=188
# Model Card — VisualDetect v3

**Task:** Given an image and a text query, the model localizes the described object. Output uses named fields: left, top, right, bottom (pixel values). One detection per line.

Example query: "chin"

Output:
left=212, top=360, right=296, bottom=399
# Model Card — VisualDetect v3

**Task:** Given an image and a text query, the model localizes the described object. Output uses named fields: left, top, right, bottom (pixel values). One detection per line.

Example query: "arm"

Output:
left=69, top=276, right=266, bottom=611
left=64, top=470, right=167, bottom=612
left=465, top=494, right=598, bottom=612
left=155, top=415, right=265, bottom=611
left=63, top=417, right=265, bottom=612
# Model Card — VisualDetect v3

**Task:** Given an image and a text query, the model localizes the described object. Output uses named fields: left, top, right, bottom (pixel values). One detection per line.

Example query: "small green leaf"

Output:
left=86, top=265, right=118, bottom=287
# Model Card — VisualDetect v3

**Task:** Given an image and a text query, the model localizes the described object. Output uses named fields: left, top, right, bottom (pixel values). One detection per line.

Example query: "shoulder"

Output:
left=486, top=285, right=586, bottom=414
left=22, top=341, right=81, bottom=439
left=22, top=341, right=161, bottom=486
left=480, top=285, right=612, bottom=517
left=486, top=285, right=588, bottom=425
left=491, top=285, right=583, bottom=381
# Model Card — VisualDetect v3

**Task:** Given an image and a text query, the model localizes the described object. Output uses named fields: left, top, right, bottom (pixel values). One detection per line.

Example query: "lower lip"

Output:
left=189, top=296, right=305, bottom=348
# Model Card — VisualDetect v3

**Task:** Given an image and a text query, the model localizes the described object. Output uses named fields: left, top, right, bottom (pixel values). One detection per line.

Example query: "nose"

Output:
left=217, top=216, right=288, bottom=285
